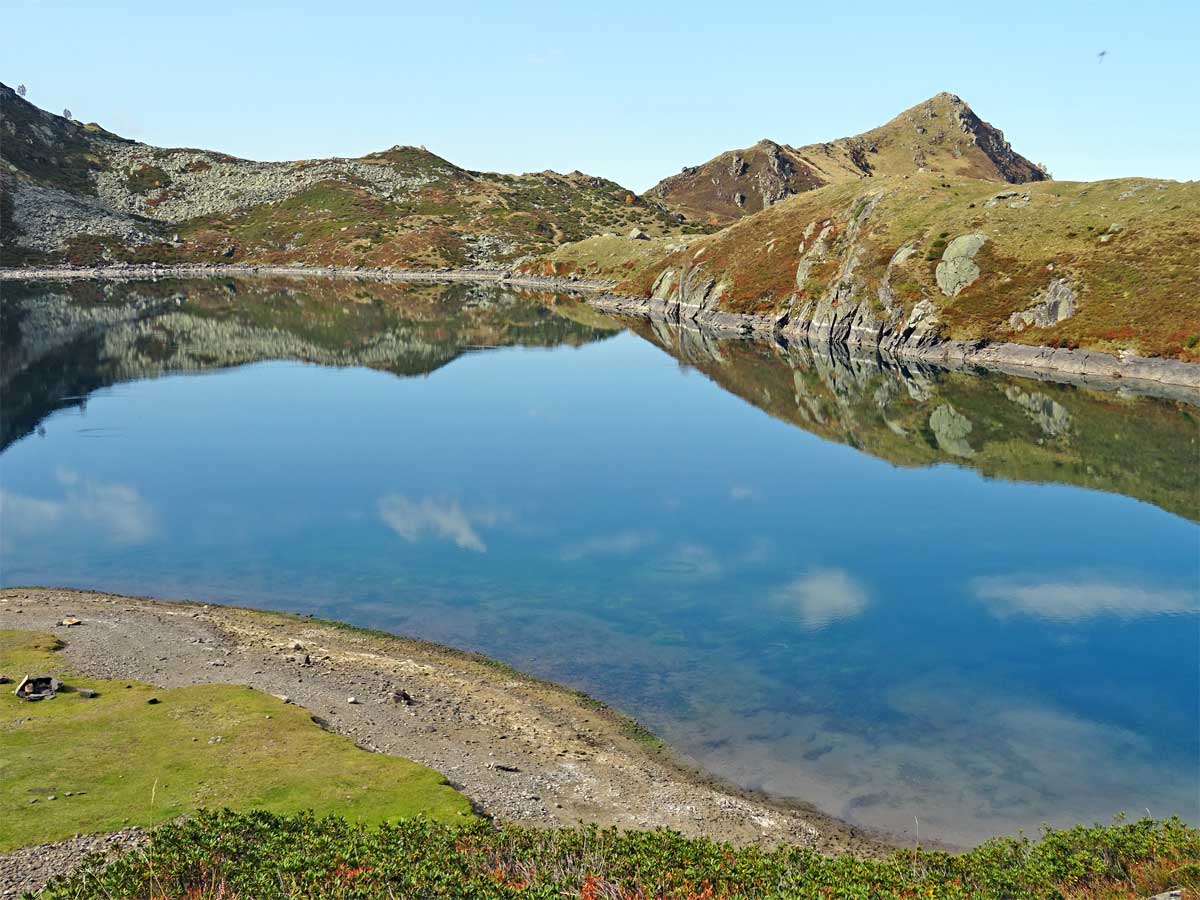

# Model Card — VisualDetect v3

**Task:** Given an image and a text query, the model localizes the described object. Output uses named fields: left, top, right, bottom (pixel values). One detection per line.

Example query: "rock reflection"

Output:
left=626, top=319, right=1200, bottom=521
left=0, top=277, right=621, bottom=452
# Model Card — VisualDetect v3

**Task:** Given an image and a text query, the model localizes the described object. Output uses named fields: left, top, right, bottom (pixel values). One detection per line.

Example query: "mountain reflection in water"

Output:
left=2, top=277, right=1196, bottom=845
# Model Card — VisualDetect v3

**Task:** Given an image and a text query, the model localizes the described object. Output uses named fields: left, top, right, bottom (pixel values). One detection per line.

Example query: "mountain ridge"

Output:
left=5, top=83, right=1197, bottom=366
left=2, top=86, right=1047, bottom=270
left=646, top=93, right=1048, bottom=225
left=0, top=82, right=686, bottom=270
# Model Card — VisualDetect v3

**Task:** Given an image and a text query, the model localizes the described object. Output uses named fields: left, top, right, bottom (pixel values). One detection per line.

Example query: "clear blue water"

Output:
left=2, top=279, right=1197, bottom=844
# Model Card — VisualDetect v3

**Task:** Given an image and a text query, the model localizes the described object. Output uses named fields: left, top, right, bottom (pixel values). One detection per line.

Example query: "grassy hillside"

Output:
left=0, top=631, right=471, bottom=850
left=540, top=173, right=1200, bottom=361
left=0, top=82, right=682, bottom=269
left=647, top=93, right=1047, bottom=225
left=44, top=809, right=1200, bottom=899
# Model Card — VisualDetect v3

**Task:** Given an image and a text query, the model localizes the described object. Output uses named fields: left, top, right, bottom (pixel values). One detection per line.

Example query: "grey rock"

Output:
left=935, top=233, right=987, bottom=296
left=1009, top=279, right=1077, bottom=331
left=985, top=190, right=1020, bottom=205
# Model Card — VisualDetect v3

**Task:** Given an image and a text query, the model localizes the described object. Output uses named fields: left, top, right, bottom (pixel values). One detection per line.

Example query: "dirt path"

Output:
left=0, top=587, right=887, bottom=893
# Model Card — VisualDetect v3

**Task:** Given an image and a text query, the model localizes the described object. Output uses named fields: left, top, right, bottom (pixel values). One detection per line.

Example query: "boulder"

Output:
left=628, top=228, right=649, bottom=240
left=935, top=233, right=987, bottom=297
left=1008, top=278, right=1077, bottom=330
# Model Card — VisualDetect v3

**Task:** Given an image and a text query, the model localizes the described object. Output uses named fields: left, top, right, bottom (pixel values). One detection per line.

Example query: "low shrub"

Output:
left=42, top=810, right=1199, bottom=900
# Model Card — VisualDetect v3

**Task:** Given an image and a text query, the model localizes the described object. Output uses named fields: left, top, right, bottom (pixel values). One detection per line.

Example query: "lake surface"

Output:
left=3, top=277, right=1197, bottom=845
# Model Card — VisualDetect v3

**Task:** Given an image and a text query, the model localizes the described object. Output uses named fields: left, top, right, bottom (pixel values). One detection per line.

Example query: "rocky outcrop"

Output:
left=948, top=96, right=1049, bottom=185
left=984, top=189, right=1031, bottom=209
left=91, top=143, right=452, bottom=224
left=1009, top=279, right=1077, bottom=331
left=8, top=179, right=159, bottom=250
left=592, top=286, right=1199, bottom=393
left=935, top=233, right=987, bottom=297
left=783, top=192, right=897, bottom=346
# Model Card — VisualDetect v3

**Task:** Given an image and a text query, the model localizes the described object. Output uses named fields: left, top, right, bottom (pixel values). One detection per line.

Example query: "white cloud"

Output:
left=377, top=494, right=507, bottom=553
left=772, top=568, right=870, bottom=631
left=729, top=483, right=760, bottom=502
left=1, top=469, right=159, bottom=545
left=560, top=530, right=656, bottom=561
left=972, top=575, right=1198, bottom=623
left=670, top=543, right=723, bottom=579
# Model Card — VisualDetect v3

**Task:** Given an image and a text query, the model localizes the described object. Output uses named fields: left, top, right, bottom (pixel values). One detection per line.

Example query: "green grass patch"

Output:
left=0, top=630, right=472, bottom=850
left=44, top=809, right=1200, bottom=900
left=124, top=164, right=172, bottom=194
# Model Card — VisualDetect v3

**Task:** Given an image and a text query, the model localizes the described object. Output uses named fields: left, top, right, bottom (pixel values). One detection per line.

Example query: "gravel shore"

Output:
left=0, top=588, right=888, bottom=893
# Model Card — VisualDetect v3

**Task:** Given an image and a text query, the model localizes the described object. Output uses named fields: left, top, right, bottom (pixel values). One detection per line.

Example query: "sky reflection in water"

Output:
left=2, top=281, right=1197, bottom=845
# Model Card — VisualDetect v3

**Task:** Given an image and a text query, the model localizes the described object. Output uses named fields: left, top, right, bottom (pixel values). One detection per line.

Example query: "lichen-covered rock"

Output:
left=935, top=233, right=987, bottom=297
left=877, top=242, right=917, bottom=313
left=1008, top=278, right=1077, bottom=331
left=650, top=268, right=677, bottom=300
left=794, top=222, right=834, bottom=289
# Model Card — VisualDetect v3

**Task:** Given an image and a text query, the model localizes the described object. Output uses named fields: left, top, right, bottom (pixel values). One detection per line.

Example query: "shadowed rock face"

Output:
left=0, top=278, right=621, bottom=451
left=624, top=319, right=1200, bottom=522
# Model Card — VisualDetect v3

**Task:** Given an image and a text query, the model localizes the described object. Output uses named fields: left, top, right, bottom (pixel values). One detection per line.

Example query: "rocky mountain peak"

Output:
left=648, top=93, right=1048, bottom=224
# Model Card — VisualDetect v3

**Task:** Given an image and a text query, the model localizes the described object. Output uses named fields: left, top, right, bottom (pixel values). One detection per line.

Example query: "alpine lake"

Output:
left=3, top=276, right=1196, bottom=846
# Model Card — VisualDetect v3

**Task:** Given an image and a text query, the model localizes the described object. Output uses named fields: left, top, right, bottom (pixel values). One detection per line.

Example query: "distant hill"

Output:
left=646, top=93, right=1048, bottom=225
left=0, top=82, right=683, bottom=269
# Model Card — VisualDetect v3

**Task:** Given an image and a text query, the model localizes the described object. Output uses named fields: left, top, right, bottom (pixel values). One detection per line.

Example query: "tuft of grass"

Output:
left=43, top=809, right=1200, bottom=900
left=124, top=164, right=172, bottom=194
left=0, top=630, right=472, bottom=850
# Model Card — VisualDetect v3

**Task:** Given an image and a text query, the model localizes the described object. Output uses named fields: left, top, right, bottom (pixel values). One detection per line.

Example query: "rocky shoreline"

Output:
left=0, top=588, right=890, bottom=893
left=4, top=264, right=1198, bottom=392
left=0, top=262, right=615, bottom=293
left=588, top=292, right=1200, bottom=394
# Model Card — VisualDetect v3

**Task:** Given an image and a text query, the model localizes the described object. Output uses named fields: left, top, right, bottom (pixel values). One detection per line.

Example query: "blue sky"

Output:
left=5, top=0, right=1197, bottom=191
